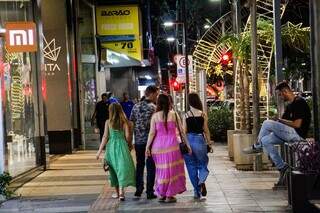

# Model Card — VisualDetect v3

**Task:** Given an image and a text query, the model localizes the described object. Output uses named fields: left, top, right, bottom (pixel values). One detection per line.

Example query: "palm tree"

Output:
left=220, top=32, right=251, bottom=130
left=219, top=18, right=310, bottom=132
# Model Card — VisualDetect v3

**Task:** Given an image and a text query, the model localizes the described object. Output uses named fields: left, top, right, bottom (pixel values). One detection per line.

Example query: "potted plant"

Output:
left=0, top=172, right=13, bottom=202
left=289, top=140, right=320, bottom=212
left=207, top=105, right=234, bottom=143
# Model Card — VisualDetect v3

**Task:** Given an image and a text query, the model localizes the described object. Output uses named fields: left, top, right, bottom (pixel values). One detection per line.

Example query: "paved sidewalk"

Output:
left=0, top=151, right=106, bottom=213
left=90, top=145, right=290, bottom=213
left=0, top=145, right=290, bottom=212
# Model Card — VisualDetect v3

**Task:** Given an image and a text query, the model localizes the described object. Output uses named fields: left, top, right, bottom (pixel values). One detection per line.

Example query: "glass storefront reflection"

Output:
left=79, top=1, right=98, bottom=147
left=0, top=1, right=38, bottom=177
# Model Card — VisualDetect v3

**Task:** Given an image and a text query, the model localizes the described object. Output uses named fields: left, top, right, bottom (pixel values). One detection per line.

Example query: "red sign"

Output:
left=5, top=22, right=37, bottom=53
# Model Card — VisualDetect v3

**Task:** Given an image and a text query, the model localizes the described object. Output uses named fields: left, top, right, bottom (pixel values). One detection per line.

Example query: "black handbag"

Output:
left=103, top=160, right=109, bottom=172
left=175, top=112, right=189, bottom=155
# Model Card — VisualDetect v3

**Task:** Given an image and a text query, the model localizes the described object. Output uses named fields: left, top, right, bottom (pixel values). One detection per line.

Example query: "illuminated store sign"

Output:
left=96, top=5, right=142, bottom=62
left=5, top=22, right=37, bottom=53
left=43, top=36, right=61, bottom=76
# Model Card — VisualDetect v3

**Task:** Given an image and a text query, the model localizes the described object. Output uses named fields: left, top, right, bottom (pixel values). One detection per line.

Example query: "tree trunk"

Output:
left=244, top=60, right=251, bottom=132
left=273, top=0, right=285, bottom=116
left=251, top=0, right=260, bottom=137
left=239, top=62, right=246, bottom=130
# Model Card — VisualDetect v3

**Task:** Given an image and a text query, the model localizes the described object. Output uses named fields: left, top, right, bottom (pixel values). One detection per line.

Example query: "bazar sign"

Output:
left=101, top=10, right=131, bottom=16
left=5, top=22, right=37, bottom=53
left=96, top=5, right=140, bottom=35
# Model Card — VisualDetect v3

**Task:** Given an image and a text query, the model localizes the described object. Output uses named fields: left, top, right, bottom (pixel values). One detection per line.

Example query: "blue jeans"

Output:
left=255, top=120, right=302, bottom=170
left=184, top=133, right=209, bottom=197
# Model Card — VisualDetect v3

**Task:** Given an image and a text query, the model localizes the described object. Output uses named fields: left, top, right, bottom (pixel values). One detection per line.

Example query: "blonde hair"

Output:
left=108, top=103, right=128, bottom=130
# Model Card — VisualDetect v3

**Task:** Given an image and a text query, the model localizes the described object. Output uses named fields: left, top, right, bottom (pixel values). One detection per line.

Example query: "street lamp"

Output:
left=163, top=20, right=189, bottom=111
left=204, top=24, right=210, bottom=29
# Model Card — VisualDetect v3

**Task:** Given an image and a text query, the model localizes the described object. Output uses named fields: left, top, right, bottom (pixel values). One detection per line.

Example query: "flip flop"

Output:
left=158, top=197, right=166, bottom=202
left=119, top=195, right=125, bottom=201
left=166, top=197, right=177, bottom=203
left=111, top=193, right=119, bottom=199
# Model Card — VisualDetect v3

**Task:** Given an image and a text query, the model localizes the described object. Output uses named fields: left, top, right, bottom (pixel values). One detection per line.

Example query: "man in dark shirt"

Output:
left=91, top=93, right=109, bottom=141
left=244, top=82, right=311, bottom=184
left=130, top=85, right=158, bottom=199
left=121, top=92, right=135, bottom=119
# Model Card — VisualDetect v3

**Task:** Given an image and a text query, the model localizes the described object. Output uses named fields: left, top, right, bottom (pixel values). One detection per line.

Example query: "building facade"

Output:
left=0, top=0, right=46, bottom=178
left=0, top=0, right=156, bottom=181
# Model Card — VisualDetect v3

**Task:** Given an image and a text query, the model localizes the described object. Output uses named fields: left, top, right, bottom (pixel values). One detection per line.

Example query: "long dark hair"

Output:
left=188, top=93, right=203, bottom=111
left=156, top=94, right=170, bottom=130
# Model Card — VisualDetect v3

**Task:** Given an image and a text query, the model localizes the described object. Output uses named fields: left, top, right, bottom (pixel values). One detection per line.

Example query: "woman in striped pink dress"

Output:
left=146, top=94, right=191, bottom=203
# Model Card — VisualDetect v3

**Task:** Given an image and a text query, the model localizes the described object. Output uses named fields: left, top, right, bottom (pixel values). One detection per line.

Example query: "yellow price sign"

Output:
left=96, top=5, right=142, bottom=62
left=102, top=40, right=142, bottom=61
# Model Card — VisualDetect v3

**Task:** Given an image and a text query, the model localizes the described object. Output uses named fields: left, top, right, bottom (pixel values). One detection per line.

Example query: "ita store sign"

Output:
left=176, top=55, right=193, bottom=83
left=5, top=22, right=37, bottom=53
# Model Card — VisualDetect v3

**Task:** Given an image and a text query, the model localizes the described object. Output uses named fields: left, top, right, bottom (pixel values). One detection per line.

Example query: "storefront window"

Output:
left=79, top=1, right=97, bottom=146
left=0, top=1, right=38, bottom=176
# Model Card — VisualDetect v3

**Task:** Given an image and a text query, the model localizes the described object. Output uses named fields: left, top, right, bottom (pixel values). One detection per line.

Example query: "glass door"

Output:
left=78, top=0, right=99, bottom=149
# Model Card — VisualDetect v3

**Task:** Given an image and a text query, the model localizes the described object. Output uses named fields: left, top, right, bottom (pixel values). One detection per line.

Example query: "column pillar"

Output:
left=41, top=0, right=77, bottom=154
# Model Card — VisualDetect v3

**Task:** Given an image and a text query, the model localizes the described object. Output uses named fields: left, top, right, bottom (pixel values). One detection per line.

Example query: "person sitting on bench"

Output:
left=243, top=81, right=311, bottom=185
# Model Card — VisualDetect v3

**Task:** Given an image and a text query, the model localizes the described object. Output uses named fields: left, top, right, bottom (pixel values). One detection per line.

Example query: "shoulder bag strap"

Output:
left=175, top=111, right=185, bottom=143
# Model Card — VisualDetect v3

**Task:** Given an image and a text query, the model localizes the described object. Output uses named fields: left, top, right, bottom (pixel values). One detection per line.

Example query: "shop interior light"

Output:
left=166, top=37, right=175, bottom=42
left=145, top=75, right=152, bottom=80
left=0, top=28, right=6, bottom=33
left=163, top=22, right=175, bottom=27
left=120, top=53, right=130, bottom=60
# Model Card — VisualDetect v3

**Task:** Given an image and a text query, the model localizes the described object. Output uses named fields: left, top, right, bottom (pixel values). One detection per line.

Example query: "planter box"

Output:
left=291, top=171, right=320, bottom=213
left=227, top=130, right=247, bottom=161
left=233, top=133, right=270, bottom=170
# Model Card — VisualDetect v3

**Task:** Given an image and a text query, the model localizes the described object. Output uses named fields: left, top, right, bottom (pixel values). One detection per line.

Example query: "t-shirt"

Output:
left=121, top=100, right=135, bottom=119
left=130, top=99, right=156, bottom=145
left=95, top=100, right=109, bottom=126
left=108, top=97, right=118, bottom=104
left=282, top=96, right=311, bottom=138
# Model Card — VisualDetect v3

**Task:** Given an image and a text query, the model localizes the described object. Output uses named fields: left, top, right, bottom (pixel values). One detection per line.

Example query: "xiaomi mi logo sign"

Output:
left=5, top=22, right=37, bottom=53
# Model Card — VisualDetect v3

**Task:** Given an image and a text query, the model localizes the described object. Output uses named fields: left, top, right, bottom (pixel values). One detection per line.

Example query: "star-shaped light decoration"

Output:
left=214, top=64, right=223, bottom=77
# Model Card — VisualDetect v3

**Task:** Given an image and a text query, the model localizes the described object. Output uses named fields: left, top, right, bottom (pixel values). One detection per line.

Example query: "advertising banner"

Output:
left=96, top=5, right=142, bottom=62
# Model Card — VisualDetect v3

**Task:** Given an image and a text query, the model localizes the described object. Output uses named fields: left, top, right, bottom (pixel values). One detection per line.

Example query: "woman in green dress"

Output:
left=96, top=103, right=136, bottom=201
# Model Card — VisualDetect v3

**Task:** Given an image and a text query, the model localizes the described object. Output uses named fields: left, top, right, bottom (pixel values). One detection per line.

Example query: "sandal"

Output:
left=119, top=195, right=125, bottom=201
left=158, top=196, right=166, bottom=202
left=200, top=183, right=207, bottom=197
left=111, top=193, right=119, bottom=199
left=166, top=197, right=177, bottom=203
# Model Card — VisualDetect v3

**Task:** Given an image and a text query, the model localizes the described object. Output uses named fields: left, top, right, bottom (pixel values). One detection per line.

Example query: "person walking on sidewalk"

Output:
left=96, top=103, right=135, bottom=201
left=91, top=93, right=109, bottom=141
left=130, top=85, right=159, bottom=199
left=243, top=81, right=311, bottom=185
left=183, top=93, right=212, bottom=199
left=120, top=92, right=135, bottom=119
left=146, top=94, right=191, bottom=203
